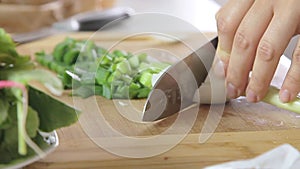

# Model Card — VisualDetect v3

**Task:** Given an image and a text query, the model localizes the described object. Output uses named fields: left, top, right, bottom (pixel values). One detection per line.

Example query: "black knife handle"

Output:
left=75, top=7, right=134, bottom=31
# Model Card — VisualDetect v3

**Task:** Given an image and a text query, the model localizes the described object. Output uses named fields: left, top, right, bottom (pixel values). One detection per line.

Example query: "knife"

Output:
left=12, top=6, right=134, bottom=43
left=142, top=36, right=300, bottom=122
left=142, top=37, right=220, bottom=121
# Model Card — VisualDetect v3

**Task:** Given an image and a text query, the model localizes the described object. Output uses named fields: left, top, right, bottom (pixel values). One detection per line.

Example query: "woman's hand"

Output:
left=215, top=0, right=300, bottom=103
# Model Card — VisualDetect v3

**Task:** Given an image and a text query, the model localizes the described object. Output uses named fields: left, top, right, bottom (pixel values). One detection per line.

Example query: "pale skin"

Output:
left=214, top=0, right=300, bottom=103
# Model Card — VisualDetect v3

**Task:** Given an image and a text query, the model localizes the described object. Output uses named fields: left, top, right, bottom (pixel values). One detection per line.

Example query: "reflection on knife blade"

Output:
left=12, top=28, right=57, bottom=44
left=142, top=37, right=218, bottom=121
left=12, top=7, right=134, bottom=43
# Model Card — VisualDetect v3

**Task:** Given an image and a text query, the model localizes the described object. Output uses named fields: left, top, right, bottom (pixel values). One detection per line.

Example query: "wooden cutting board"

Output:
left=16, top=32, right=300, bottom=169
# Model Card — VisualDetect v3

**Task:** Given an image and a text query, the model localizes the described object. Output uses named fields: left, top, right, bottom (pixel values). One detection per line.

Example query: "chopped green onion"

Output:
left=35, top=37, right=170, bottom=99
left=139, top=72, right=153, bottom=89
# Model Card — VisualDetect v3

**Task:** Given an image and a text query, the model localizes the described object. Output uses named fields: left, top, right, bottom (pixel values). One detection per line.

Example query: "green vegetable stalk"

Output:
left=16, top=88, right=26, bottom=155
left=263, top=86, right=300, bottom=114
left=0, top=81, right=27, bottom=155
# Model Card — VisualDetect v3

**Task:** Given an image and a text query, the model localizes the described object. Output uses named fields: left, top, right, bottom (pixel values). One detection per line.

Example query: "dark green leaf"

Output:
left=26, top=107, right=39, bottom=138
left=28, top=86, right=79, bottom=132
left=0, top=98, right=9, bottom=125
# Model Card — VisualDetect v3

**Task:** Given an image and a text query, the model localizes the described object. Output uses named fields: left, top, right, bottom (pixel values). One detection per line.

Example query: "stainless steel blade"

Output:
left=142, top=37, right=218, bottom=121
left=12, top=7, right=134, bottom=43
left=12, top=27, right=58, bottom=44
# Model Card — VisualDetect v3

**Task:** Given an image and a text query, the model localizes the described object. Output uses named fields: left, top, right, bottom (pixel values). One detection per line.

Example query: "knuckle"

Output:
left=215, top=10, right=221, bottom=21
left=286, top=69, right=300, bottom=85
left=249, top=73, right=268, bottom=92
left=235, top=31, right=250, bottom=49
left=234, top=31, right=251, bottom=50
left=216, top=15, right=236, bottom=34
left=293, top=46, right=300, bottom=64
left=257, top=39, right=275, bottom=61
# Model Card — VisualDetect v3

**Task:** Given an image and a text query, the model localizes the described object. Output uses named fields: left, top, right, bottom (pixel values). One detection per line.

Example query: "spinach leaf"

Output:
left=28, top=86, right=79, bottom=132
left=0, top=98, right=8, bottom=125
left=0, top=28, right=79, bottom=165
left=26, top=107, right=39, bottom=138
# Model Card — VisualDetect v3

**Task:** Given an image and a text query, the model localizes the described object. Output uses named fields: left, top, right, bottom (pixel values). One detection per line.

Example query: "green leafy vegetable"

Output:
left=35, top=37, right=170, bottom=99
left=0, top=28, right=79, bottom=165
left=28, top=86, right=78, bottom=132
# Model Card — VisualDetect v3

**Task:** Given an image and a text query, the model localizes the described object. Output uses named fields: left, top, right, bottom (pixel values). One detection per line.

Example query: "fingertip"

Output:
left=213, top=57, right=226, bottom=78
left=279, top=88, right=300, bottom=103
left=279, top=89, right=291, bottom=103
left=226, top=82, right=242, bottom=99
left=246, top=88, right=259, bottom=103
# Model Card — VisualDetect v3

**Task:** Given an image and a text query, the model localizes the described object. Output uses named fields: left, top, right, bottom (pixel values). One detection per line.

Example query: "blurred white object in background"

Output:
left=114, top=0, right=221, bottom=32
left=114, top=0, right=297, bottom=58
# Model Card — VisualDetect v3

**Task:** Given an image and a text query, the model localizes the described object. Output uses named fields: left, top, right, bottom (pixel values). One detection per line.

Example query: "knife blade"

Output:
left=12, top=7, right=134, bottom=43
left=142, top=37, right=218, bottom=121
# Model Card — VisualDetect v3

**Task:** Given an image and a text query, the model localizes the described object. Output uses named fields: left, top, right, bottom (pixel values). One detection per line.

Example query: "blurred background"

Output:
left=0, top=0, right=223, bottom=33
left=1, top=0, right=297, bottom=58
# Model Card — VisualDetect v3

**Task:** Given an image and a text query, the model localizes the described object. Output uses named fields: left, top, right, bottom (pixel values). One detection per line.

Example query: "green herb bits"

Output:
left=36, top=37, right=170, bottom=99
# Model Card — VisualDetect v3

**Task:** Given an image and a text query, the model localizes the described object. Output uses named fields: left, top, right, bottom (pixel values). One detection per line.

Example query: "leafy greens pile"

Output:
left=0, top=28, right=78, bottom=164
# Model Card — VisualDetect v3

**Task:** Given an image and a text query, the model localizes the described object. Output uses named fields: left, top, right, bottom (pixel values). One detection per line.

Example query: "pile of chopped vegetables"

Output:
left=35, top=37, right=170, bottom=99
left=0, top=28, right=78, bottom=164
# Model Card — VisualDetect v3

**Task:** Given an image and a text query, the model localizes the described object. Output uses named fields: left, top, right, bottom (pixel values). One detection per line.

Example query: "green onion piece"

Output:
left=139, top=72, right=153, bottom=88
left=138, top=53, right=147, bottom=62
left=128, top=55, right=140, bottom=69
left=112, top=50, right=123, bottom=57
left=120, top=74, right=132, bottom=84
left=129, top=82, right=141, bottom=98
left=137, top=88, right=151, bottom=98
left=102, top=84, right=112, bottom=99
left=94, top=85, right=103, bottom=95
left=63, top=49, right=79, bottom=65
left=96, top=67, right=111, bottom=85
left=116, top=86, right=129, bottom=98
left=53, top=42, right=68, bottom=62
left=99, top=54, right=113, bottom=65
left=149, top=62, right=170, bottom=73
left=72, top=85, right=95, bottom=98
left=116, top=60, right=131, bottom=74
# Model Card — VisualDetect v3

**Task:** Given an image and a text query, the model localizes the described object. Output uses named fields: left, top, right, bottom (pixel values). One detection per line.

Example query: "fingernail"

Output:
left=213, top=59, right=226, bottom=78
left=280, top=89, right=291, bottom=103
left=226, top=83, right=238, bottom=99
left=246, top=89, right=258, bottom=102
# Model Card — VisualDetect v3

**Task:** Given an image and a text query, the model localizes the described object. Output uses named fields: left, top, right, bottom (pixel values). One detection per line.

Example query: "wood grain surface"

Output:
left=15, top=32, right=300, bottom=169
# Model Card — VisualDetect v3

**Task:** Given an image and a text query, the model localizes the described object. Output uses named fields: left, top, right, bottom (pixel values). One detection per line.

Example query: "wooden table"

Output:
left=16, top=32, right=300, bottom=169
